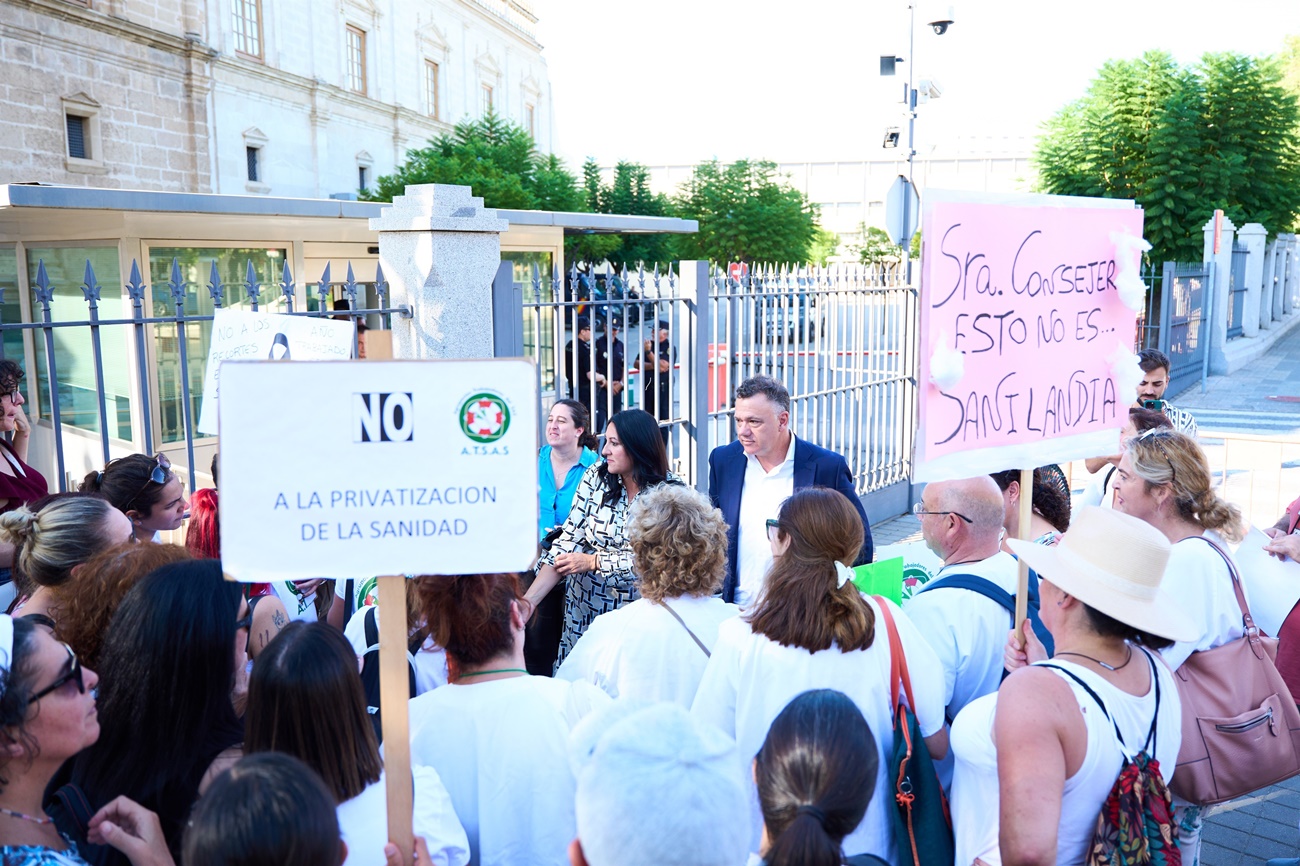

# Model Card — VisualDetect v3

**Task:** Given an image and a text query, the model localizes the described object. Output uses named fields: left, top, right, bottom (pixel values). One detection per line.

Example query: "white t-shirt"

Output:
left=337, top=767, right=470, bottom=866
left=1159, top=530, right=1247, bottom=671
left=555, top=594, right=740, bottom=706
left=690, top=597, right=946, bottom=861
left=271, top=580, right=320, bottom=622
left=950, top=653, right=1182, bottom=866
left=902, top=551, right=1020, bottom=719
left=408, top=676, right=611, bottom=866
left=1079, top=465, right=1118, bottom=510
left=735, top=434, right=797, bottom=608
left=344, top=604, right=448, bottom=695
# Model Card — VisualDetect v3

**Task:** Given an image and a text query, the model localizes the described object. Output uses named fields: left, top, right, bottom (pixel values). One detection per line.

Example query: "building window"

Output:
left=346, top=25, right=367, bottom=95
left=232, top=0, right=262, bottom=58
left=358, top=165, right=367, bottom=191
left=525, top=103, right=535, bottom=137
left=66, top=115, right=88, bottom=159
left=246, top=146, right=260, bottom=183
left=480, top=83, right=493, bottom=115
left=424, top=60, right=440, bottom=119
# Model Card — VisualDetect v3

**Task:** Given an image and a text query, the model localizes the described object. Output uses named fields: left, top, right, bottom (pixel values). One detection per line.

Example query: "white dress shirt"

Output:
left=735, top=434, right=797, bottom=608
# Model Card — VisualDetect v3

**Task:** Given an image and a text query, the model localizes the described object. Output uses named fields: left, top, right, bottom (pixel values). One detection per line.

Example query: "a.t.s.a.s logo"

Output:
left=457, top=391, right=512, bottom=455
left=352, top=392, right=414, bottom=443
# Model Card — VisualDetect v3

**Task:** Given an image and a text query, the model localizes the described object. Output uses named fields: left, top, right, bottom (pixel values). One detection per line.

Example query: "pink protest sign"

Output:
left=914, top=197, right=1145, bottom=483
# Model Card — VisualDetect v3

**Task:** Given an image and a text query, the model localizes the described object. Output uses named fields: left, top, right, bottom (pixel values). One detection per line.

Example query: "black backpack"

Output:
left=358, top=606, right=421, bottom=743
left=917, top=568, right=1056, bottom=667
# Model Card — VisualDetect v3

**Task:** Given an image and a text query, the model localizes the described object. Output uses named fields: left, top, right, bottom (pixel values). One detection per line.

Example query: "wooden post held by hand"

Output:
left=1014, top=467, right=1034, bottom=643
left=377, top=574, right=414, bottom=866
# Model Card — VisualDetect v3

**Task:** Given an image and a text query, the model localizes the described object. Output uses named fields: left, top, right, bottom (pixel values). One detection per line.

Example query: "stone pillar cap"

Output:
left=369, top=183, right=509, bottom=233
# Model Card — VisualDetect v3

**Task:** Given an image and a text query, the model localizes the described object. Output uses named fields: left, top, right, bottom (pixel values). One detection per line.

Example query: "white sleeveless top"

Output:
left=950, top=649, right=1182, bottom=866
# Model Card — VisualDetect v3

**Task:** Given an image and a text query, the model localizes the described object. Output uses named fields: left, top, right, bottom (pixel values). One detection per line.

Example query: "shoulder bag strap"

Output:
left=364, top=605, right=379, bottom=650
left=659, top=600, right=711, bottom=658
left=873, top=596, right=914, bottom=713
left=1188, top=535, right=1261, bottom=639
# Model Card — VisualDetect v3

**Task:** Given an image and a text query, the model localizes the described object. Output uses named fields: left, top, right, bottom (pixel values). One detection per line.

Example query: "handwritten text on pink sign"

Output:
left=919, top=201, right=1143, bottom=460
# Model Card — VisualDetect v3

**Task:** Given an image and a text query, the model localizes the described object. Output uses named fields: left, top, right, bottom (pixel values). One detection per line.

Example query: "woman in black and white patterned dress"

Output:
left=527, top=409, right=677, bottom=667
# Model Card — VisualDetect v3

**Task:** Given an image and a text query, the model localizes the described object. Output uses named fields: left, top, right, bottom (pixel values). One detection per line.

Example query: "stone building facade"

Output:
left=0, top=0, right=550, bottom=198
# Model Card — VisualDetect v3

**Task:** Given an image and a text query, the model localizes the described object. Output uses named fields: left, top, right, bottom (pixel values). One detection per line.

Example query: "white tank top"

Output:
left=949, top=648, right=1182, bottom=866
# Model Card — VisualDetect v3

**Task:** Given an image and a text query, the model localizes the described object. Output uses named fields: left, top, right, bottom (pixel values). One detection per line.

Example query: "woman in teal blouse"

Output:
left=538, top=399, right=600, bottom=539
left=530, top=399, right=600, bottom=675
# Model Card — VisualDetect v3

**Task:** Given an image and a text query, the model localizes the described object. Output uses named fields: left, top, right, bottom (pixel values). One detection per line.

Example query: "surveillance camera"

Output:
left=928, top=4, right=955, bottom=35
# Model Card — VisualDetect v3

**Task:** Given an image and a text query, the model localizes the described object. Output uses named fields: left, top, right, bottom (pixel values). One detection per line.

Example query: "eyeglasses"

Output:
left=1136, top=427, right=1177, bottom=484
left=30, top=643, right=85, bottom=703
left=766, top=518, right=781, bottom=542
left=912, top=502, right=974, bottom=523
left=126, top=453, right=171, bottom=510
left=0, top=388, right=19, bottom=403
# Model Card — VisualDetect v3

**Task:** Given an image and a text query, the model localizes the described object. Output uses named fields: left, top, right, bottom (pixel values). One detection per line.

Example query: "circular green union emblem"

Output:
left=459, top=392, right=511, bottom=443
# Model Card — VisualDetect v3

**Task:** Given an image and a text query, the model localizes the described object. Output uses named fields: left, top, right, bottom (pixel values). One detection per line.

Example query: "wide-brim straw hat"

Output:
left=1007, top=506, right=1199, bottom=643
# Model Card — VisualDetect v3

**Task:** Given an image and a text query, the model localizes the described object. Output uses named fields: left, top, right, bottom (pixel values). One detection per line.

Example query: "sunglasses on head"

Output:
left=30, top=643, right=85, bottom=703
left=1135, top=427, right=1178, bottom=484
left=124, top=453, right=172, bottom=509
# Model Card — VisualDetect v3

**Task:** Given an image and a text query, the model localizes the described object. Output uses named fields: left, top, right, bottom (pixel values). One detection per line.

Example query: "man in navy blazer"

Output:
left=708, top=375, right=872, bottom=605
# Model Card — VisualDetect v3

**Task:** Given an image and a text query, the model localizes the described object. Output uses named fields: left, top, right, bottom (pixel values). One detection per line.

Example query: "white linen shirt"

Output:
left=691, top=597, right=946, bottom=862
left=735, top=434, right=797, bottom=608
left=1158, top=530, right=1247, bottom=671
left=555, top=594, right=740, bottom=706
left=902, top=551, right=1020, bottom=720
left=408, top=676, right=610, bottom=866
left=337, top=767, right=470, bottom=866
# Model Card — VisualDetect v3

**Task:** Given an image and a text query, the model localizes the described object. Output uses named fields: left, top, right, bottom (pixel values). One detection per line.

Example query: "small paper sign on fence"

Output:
left=196, top=309, right=357, bottom=435
left=914, top=192, right=1146, bottom=483
left=217, top=359, right=539, bottom=581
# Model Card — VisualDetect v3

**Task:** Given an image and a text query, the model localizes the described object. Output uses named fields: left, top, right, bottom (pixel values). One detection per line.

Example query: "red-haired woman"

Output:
left=408, top=573, right=610, bottom=866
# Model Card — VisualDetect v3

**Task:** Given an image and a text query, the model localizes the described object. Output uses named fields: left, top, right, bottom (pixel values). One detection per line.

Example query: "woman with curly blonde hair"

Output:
left=556, top=484, right=739, bottom=706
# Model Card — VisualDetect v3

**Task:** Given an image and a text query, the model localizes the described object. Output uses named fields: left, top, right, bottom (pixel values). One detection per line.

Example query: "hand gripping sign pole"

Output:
left=218, top=358, right=539, bottom=866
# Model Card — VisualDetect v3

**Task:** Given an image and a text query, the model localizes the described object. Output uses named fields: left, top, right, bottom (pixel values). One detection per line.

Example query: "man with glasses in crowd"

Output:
left=903, top=475, right=1018, bottom=778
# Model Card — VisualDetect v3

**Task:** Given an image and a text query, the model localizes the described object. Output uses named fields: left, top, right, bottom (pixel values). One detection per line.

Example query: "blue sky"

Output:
left=537, top=0, right=1300, bottom=168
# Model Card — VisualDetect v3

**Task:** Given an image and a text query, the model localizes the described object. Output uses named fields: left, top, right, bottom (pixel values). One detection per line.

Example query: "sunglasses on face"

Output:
left=30, top=643, right=85, bottom=703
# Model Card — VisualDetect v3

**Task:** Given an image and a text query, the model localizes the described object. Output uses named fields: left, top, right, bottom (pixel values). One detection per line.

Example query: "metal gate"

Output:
left=1226, top=241, right=1249, bottom=340
left=1159, top=261, right=1214, bottom=397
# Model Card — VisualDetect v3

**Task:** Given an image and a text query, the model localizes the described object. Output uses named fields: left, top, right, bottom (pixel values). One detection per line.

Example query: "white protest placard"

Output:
left=218, top=359, right=539, bottom=581
left=196, top=310, right=357, bottom=435
left=914, top=190, right=1146, bottom=482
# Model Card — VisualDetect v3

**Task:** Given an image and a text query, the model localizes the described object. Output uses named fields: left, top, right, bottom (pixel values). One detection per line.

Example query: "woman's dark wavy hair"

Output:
left=756, top=689, right=880, bottom=866
left=183, top=752, right=342, bottom=866
left=72, top=559, right=244, bottom=849
left=0, top=617, right=41, bottom=794
left=79, top=453, right=175, bottom=517
left=597, top=409, right=671, bottom=508
left=990, top=466, right=1071, bottom=535
left=552, top=398, right=599, bottom=453
left=245, top=622, right=381, bottom=804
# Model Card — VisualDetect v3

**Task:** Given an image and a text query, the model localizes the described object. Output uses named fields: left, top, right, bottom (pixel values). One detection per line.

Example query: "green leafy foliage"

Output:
left=669, top=159, right=820, bottom=265
left=361, top=112, right=582, bottom=211
left=565, top=160, right=675, bottom=268
left=851, top=225, right=900, bottom=265
left=1034, top=50, right=1300, bottom=261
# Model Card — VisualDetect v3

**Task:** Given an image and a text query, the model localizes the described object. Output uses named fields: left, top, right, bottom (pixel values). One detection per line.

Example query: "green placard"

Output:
left=852, top=556, right=905, bottom=605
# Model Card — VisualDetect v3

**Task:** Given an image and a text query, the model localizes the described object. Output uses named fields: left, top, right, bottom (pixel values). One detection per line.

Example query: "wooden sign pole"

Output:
left=377, top=574, right=414, bottom=866
left=1014, top=467, right=1034, bottom=643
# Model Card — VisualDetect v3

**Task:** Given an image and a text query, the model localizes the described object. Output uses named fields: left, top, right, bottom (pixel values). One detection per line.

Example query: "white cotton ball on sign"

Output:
left=1115, top=271, right=1147, bottom=312
left=929, top=332, right=965, bottom=391
left=1109, top=230, right=1152, bottom=312
left=1107, top=343, right=1143, bottom=398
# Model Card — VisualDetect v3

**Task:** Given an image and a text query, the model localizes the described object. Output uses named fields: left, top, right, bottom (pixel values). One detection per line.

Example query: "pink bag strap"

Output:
left=1190, top=535, right=1266, bottom=652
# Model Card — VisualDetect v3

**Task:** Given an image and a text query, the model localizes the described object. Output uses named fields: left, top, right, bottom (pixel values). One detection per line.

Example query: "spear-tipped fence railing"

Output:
left=1, top=256, right=408, bottom=493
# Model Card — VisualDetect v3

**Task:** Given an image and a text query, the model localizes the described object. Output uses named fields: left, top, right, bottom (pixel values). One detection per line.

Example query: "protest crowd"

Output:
left=6, top=333, right=1300, bottom=866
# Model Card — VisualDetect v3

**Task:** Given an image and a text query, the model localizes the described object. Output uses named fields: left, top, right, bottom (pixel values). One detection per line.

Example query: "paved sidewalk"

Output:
left=1172, top=324, right=1300, bottom=416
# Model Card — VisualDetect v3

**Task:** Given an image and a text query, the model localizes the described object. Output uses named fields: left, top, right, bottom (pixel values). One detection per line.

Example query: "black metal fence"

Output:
left=0, top=257, right=408, bottom=493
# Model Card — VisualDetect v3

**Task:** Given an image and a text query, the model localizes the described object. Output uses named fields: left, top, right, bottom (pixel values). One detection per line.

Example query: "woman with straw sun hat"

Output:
left=950, top=506, right=1195, bottom=866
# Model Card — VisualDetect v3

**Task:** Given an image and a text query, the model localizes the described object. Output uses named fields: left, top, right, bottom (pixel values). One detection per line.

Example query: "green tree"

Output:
left=1035, top=50, right=1300, bottom=261
left=361, top=112, right=584, bottom=212
left=670, top=159, right=820, bottom=265
left=851, top=224, right=899, bottom=265
left=807, top=227, right=841, bottom=265
left=566, top=159, right=674, bottom=267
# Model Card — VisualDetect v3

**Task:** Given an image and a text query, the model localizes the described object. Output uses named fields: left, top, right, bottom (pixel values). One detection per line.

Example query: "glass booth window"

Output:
left=24, top=246, right=133, bottom=441
left=0, top=248, right=23, bottom=364
left=148, top=247, right=289, bottom=445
